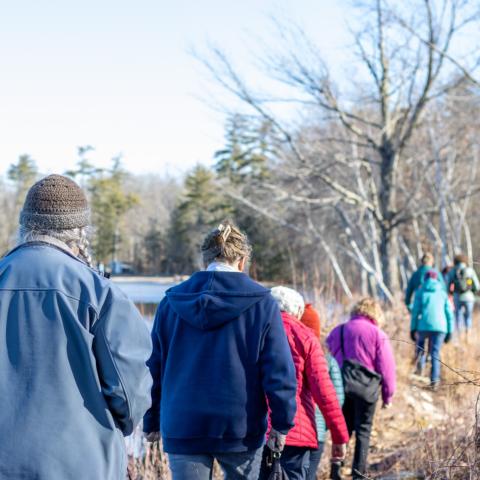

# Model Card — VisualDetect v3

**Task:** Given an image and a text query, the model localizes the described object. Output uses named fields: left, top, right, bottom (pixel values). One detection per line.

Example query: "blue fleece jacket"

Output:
left=0, top=242, right=152, bottom=480
left=143, top=271, right=297, bottom=454
left=405, top=265, right=444, bottom=308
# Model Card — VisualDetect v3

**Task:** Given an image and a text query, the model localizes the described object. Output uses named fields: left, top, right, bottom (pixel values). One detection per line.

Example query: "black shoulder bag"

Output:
left=265, top=450, right=289, bottom=480
left=340, top=324, right=382, bottom=404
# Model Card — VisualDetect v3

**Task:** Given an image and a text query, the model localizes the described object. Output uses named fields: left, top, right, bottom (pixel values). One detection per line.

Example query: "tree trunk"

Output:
left=378, top=143, right=400, bottom=293
left=379, top=224, right=400, bottom=294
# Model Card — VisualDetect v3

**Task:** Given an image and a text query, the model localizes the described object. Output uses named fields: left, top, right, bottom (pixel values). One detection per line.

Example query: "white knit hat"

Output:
left=271, top=286, right=305, bottom=318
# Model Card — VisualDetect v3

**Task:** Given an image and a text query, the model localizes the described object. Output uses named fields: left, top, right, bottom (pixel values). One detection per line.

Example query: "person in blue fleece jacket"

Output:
left=0, top=176, right=152, bottom=480
left=143, top=221, right=297, bottom=480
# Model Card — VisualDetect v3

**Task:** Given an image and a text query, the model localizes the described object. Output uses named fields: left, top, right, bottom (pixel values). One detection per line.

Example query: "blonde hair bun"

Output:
left=201, top=220, right=252, bottom=266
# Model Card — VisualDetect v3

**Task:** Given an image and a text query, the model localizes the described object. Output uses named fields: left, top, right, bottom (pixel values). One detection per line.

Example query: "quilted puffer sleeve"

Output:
left=315, top=354, right=345, bottom=442
left=305, top=338, right=349, bottom=444
left=328, top=354, right=345, bottom=406
left=260, top=298, right=297, bottom=434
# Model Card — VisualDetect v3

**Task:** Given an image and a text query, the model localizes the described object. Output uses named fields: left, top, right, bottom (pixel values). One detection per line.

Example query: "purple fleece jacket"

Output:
left=327, top=315, right=396, bottom=404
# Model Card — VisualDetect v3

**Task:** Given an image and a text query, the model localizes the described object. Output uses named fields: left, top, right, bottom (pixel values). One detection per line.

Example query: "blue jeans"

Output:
left=168, top=448, right=263, bottom=480
left=454, top=299, right=474, bottom=331
left=259, top=446, right=312, bottom=480
left=306, top=442, right=324, bottom=480
left=416, top=331, right=446, bottom=383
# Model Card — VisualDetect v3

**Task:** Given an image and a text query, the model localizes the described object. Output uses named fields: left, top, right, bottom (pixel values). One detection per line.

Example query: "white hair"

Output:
left=271, top=286, right=305, bottom=318
left=18, top=225, right=93, bottom=267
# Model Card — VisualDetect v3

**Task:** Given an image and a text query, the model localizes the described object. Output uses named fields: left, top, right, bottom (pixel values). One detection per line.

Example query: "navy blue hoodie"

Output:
left=143, top=271, right=297, bottom=454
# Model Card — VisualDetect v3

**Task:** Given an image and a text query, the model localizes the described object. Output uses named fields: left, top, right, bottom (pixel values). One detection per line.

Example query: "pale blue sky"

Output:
left=0, top=0, right=351, bottom=176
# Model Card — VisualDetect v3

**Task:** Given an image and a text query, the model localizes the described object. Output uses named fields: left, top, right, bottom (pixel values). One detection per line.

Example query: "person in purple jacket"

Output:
left=327, top=298, right=396, bottom=480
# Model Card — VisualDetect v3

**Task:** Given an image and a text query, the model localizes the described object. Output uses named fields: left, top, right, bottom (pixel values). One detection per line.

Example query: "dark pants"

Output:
left=259, top=446, right=311, bottom=480
left=343, top=395, right=377, bottom=479
left=306, top=442, right=324, bottom=480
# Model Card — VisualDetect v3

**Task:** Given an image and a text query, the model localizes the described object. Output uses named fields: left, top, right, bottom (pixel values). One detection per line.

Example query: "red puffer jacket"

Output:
left=278, top=312, right=349, bottom=448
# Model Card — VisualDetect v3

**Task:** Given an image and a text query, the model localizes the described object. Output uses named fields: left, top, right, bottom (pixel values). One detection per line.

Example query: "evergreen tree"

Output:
left=8, top=154, right=38, bottom=207
left=214, top=114, right=273, bottom=185
left=142, top=219, right=165, bottom=274
left=214, top=115, right=290, bottom=280
left=5, top=155, right=39, bottom=247
left=65, top=146, right=102, bottom=189
left=166, top=165, right=233, bottom=273
left=88, top=158, right=139, bottom=264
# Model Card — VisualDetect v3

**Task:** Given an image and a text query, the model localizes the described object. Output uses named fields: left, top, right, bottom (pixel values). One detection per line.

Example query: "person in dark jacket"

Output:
left=405, top=252, right=444, bottom=310
left=143, top=222, right=297, bottom=480
left=0, top=175, right=153, bottom=480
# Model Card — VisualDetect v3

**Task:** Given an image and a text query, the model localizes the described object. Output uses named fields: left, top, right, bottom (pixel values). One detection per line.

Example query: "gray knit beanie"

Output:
left=20, top=174, right=90, bottom=231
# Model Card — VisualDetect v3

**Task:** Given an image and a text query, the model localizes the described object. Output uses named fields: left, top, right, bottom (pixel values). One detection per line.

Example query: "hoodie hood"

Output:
left=423, top=277, right=442, bottom=292
left=166, top=271, right=270, bottom=330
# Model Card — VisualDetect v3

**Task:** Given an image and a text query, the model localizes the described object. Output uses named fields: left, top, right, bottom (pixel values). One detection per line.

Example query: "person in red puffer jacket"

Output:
left=260, top=286, right=349, bottom=480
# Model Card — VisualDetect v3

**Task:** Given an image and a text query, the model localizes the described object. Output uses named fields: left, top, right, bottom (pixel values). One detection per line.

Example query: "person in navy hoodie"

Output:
left=143, top=221, right=297, bottom=480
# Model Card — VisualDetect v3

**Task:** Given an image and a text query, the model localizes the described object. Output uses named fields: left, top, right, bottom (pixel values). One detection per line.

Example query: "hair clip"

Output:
left=217, top=224, right=232, bottom=242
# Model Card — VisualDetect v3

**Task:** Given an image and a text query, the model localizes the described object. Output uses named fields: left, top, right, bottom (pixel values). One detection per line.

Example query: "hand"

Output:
left=145, top=431, right=161, bottom=442
left=266, top=428, right=287, bottom=453
left=331, top=443, right=347, bottom=461
left=382, top=402, right=392, bottom=410
left=444, top=333, right=452, bottom=344
left=410, top=330, right=417, bottom=342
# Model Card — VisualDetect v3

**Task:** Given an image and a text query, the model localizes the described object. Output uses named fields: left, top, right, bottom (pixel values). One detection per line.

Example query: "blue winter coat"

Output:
left=0, top=242, right=152, bottom=480
left=143, top=271, right=297, bottom=454
left=411, top=277, right=454, bottom=334
left=405, top=265, right=444, bottom=308
left=315, top=354, right=344, bottom=443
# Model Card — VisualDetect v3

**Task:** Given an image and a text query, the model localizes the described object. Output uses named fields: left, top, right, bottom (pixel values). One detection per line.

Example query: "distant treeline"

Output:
left=2, top=0, right=480, bottom=298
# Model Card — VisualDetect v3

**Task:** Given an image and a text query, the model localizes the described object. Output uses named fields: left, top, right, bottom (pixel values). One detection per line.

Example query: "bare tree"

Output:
left=201, top=0, right=480, bottom=294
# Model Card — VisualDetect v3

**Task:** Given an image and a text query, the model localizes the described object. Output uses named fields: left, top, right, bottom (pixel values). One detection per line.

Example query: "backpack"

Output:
left=454, top=266, right=475, bottom=294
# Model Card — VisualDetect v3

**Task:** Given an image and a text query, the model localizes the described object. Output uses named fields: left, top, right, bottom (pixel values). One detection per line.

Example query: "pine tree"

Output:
left=166, top=165, right=233, bottom=273
left=88, top=158, right=139, bottom=264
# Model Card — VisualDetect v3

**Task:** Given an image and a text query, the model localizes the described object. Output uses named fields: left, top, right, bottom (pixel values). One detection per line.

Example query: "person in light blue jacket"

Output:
left=0, top=175, right=152, bottom=480
left=411, top=270, right=454, bottom=389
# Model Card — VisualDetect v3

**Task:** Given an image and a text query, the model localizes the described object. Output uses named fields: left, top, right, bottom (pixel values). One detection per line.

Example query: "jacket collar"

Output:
left=4, top=240, right=86, bottom=268
left=350, top=314, right=377, bottom=325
